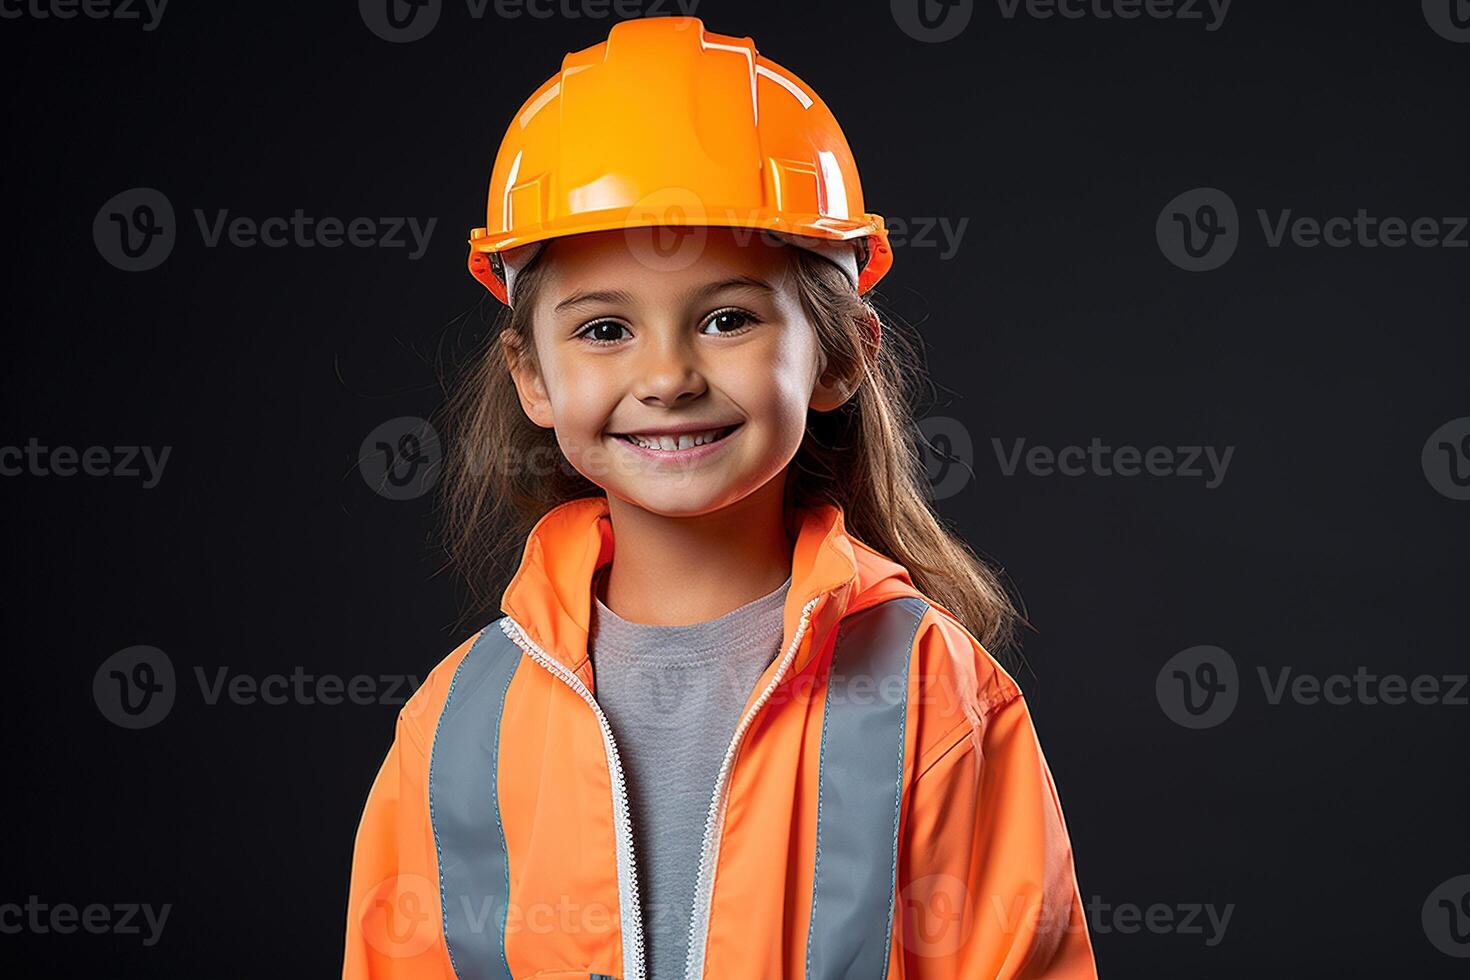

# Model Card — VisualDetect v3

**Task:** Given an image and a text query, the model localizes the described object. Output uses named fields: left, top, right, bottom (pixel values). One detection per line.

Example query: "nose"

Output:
left=631, top=334, right=707, bottom=408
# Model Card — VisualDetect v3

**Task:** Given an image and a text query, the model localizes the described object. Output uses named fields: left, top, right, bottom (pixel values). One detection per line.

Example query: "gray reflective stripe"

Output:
left=429, top=622, right=522, bottom=980
left=805, top=597, right=928, bottom=980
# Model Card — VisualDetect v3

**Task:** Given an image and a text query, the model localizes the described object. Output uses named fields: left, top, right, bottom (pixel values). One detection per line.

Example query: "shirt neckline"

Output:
left=590, top=572, right=793, bottom=660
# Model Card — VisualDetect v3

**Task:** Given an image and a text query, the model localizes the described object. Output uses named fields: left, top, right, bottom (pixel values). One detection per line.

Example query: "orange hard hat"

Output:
left=466, top=16, right=893, bottom=306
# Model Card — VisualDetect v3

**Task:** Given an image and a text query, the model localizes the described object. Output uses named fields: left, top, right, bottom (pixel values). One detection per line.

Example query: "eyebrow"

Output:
left=552, top=275, right=775, bottom=314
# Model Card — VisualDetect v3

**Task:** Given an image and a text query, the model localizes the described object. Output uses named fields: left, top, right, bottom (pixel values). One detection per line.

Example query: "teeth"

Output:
left=624, top=427, right=728, bottom=451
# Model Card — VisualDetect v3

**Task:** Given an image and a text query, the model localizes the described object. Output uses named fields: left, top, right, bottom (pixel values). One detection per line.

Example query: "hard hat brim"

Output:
left=467, top=209, right=892, bottom=306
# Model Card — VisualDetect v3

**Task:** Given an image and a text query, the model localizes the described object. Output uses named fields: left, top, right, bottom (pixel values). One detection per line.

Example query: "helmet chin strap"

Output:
left=498, top=231, right=863, bottom=307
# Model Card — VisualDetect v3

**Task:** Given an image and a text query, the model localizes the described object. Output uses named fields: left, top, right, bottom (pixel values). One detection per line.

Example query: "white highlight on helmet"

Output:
left=755, top=64, right=813, bottom=109
left=817, top=151, right=849, bottom=220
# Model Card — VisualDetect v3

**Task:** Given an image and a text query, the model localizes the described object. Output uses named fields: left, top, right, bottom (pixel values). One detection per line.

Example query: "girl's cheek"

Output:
left=543, top=354, right=604, bottom=408
left=771, top=353, right=821, bottom=410
left=552, top=429, right=606, bottom=478
left=571, top=371, right=621, bottom=416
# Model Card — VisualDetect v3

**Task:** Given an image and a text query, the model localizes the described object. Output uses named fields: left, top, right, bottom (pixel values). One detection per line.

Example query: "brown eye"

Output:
left=701, top=309, right=758, bottom=335
left=578, top=320, right=629, bottom=345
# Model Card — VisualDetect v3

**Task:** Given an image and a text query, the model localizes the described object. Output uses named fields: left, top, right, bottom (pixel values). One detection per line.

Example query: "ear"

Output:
left=500, top=330, right=556, bottom=429
left=809, top=348, right=857, bottom=413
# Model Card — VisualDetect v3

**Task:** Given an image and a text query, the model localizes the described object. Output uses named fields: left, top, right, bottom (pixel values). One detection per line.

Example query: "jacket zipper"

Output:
left=497, top=616, right=648, bottom=980
left=682, top=594, right=822, bottom=980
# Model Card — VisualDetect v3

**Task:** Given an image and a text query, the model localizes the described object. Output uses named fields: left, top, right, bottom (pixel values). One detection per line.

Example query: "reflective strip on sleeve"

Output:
left=429, top=622, right=523, bottom=980
left=805, top=597, right=928, bottom=980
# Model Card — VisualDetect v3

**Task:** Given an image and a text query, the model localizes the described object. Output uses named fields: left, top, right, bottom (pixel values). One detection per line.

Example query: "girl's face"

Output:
left=505, top=226, right=853, bottom=518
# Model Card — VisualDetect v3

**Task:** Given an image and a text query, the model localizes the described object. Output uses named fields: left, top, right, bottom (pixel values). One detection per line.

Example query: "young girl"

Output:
left=343, top=16, right=1096, bottom=980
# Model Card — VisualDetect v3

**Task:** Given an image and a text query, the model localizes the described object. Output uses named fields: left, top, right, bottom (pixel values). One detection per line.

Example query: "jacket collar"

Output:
left=499, top=494, right=868, bottom=692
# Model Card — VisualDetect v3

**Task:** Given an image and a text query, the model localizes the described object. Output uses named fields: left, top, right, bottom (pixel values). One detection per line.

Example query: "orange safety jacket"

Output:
left=342, top=495, right=1098, bottom=979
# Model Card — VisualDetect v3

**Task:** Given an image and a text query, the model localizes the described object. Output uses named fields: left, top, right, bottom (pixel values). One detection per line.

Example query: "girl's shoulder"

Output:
left=906, top=597, right=1022, bottom=715
left=847, top=536, right=1021, bottom=700
left=846, top=541, right=1024, bottom=769
left=394, top=619, right=511, bottom=754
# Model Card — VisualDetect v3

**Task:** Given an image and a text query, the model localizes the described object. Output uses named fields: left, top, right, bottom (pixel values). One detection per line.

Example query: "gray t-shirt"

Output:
left=588, top=572, right=792, bottom=980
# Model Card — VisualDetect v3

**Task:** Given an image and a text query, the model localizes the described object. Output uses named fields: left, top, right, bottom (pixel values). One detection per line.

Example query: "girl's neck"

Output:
left=598, top=474, right=795, bottom=627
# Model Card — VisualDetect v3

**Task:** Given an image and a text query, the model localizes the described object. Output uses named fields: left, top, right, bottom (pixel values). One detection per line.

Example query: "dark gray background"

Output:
left=2, top=0, right=1467, bottom=976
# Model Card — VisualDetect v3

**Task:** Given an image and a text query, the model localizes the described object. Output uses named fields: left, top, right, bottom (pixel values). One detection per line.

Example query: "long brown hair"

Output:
left=436, top=243, right=1022, bottom=661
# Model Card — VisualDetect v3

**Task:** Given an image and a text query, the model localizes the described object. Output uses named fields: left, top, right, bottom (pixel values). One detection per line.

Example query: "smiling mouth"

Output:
left=611, top=424, right=742, bottom=452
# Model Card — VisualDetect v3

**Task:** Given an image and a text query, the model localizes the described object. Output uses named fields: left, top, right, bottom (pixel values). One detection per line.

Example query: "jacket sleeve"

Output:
left=897, top=691, right=1098, bottom=978
left=341, top=709, right=450, bottom=980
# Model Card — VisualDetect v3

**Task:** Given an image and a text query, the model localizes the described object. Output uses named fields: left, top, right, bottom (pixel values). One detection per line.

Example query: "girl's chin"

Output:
left=605, top=479, right=757, bottom=519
